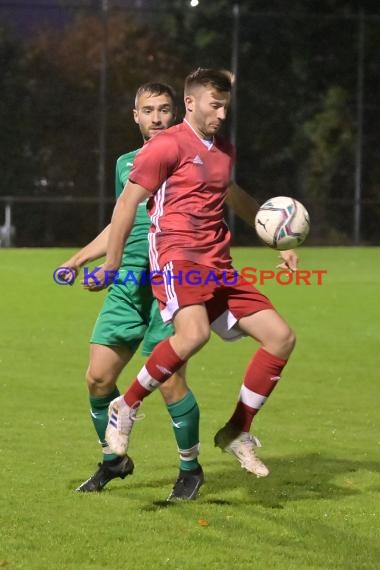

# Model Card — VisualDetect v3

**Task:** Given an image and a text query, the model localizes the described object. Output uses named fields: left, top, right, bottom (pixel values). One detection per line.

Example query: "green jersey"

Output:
left=90, top=148, right=173, bottom=352
left=115, top=149, right=150, bottom=270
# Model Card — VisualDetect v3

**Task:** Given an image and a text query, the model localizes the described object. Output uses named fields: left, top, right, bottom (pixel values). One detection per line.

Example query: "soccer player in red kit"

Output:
left=93, top=68, right=296, bottom=481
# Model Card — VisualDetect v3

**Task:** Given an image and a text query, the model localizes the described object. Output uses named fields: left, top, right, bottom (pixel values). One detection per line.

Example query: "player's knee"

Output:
left=183, top=325, right=210, bottom=352
left=279, top=326, right=296, bottom=356
left=263, top=324, right=296, bottom=359
left=85, top=366, right=114, bottom=392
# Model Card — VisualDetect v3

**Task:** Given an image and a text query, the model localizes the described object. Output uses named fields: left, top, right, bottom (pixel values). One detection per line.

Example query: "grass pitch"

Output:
left=0, top=247, right=379, bottom=569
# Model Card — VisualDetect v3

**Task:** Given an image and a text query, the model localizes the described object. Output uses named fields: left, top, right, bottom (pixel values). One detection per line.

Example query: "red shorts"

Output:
left=150, top=261, right=274, bottom=340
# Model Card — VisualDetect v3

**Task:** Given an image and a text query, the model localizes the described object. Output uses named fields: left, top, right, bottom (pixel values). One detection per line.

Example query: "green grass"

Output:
left=1, top=247, right=379, bottom=570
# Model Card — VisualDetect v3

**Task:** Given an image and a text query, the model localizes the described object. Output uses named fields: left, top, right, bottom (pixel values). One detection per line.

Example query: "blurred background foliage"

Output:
left=0, top=0, right=379, bottom=245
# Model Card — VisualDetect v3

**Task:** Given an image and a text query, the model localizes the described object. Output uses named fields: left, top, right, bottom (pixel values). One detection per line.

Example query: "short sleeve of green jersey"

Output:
left=115, top=148, right=140, bottom=198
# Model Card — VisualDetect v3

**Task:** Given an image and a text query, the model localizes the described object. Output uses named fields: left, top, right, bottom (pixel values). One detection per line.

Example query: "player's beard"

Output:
left=206, top=121, right=222, bottom=137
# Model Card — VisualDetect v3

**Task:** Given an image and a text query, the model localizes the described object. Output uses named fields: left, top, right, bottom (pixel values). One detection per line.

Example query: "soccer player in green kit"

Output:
left=60, top=83, right=203, bottom=500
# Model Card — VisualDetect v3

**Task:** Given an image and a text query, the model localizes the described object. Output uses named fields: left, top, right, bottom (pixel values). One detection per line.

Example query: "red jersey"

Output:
left=129, top=121, right=234, bottom=271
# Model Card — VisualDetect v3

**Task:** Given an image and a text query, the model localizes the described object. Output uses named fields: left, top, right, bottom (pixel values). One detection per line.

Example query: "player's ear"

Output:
left=133, top=109, right=139, bottom=124
left=184, top=94, right=195, bottom=113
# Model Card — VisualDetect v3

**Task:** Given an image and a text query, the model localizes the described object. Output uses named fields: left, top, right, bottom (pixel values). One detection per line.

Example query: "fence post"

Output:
left=354, top=10, right=365, bottom=245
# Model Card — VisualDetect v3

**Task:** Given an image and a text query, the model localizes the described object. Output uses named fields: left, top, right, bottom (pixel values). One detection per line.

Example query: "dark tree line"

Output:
left=0, top=0, right=379, bottom=244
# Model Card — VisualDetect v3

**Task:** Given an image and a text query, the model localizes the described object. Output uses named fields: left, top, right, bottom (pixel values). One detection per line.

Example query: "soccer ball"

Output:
left=254, top=196, right=310, bottom=250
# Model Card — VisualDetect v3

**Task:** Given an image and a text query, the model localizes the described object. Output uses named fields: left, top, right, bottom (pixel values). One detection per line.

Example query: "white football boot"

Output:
left=105, top=396, right=141, bottom=456
left=214, top=424, right=269, bottom=478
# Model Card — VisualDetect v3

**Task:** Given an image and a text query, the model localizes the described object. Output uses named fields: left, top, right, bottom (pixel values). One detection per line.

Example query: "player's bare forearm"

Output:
left=58, top=224, right=110, bottom=284
left=104, top=182, right=150, bottom=272
left=226, top=182, right=260, bottom=227
left=84, top=182, right=150, bottom=291
left=72, top=224, right=111, bottom=267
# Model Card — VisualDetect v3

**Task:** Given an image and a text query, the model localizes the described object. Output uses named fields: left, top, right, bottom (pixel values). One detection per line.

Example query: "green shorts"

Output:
left=90, top=271, right=173, bottom=356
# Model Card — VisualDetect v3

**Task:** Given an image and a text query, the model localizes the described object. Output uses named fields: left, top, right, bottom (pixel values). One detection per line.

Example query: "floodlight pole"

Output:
left=229, top=3, right=240, bottom=239
left=354, top=10, right=365, bottom=245
left=98, top=0, right=108, bottom=232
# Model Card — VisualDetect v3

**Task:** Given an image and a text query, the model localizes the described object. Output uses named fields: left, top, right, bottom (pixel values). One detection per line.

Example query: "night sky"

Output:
left=0, top=1, right=74, bottom=35
left=0, top=0, right=149, bottom=36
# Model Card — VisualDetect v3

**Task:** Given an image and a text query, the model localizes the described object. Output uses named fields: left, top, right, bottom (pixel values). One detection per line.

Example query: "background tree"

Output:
left=0, top=27, right=32, bottom=198
left=4, top=10, right=184, bottom=244
left=155, top=0, right=380, bottom=244
left=0, top=0, right=379, bottom=244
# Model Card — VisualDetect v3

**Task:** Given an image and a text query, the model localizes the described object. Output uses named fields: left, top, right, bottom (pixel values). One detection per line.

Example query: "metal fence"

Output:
left=1, top=1, right=379, bottom=247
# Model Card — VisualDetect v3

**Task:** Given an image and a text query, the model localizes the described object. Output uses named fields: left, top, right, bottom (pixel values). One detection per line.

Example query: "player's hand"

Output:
left=57, top=260, right=80, bottom=285
left=276, top=249, right=298, bottom=272
left=81, top=263, right=115, bottom=292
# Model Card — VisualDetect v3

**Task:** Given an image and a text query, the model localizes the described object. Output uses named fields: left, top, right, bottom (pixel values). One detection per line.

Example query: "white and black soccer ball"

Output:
left=254, top=196, right=310, bottom=250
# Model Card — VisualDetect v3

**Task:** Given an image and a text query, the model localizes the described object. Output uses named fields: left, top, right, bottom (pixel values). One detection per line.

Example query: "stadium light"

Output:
left=190, top=0, right=199, bottom=6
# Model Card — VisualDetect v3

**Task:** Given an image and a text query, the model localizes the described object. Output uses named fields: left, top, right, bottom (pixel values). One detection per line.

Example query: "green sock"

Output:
left=167, top=391, right=200, bottom=471
left=89, top=387, right=120, bottom=462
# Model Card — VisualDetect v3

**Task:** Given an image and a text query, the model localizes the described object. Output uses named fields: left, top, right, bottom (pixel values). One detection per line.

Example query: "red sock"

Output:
left=229, top=348, right=287, bottom=432
left=123, top=338, right=185, bottom=406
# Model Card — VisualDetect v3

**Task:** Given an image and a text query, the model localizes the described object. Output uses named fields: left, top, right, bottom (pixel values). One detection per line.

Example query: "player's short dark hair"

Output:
left=184, top=68, right=233, bottom=95
left=135, top=82, right=177, bottom=108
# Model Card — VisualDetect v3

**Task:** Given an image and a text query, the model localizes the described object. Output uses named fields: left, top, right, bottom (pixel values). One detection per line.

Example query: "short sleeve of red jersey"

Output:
left=129, top=132, right=179, bottom=194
